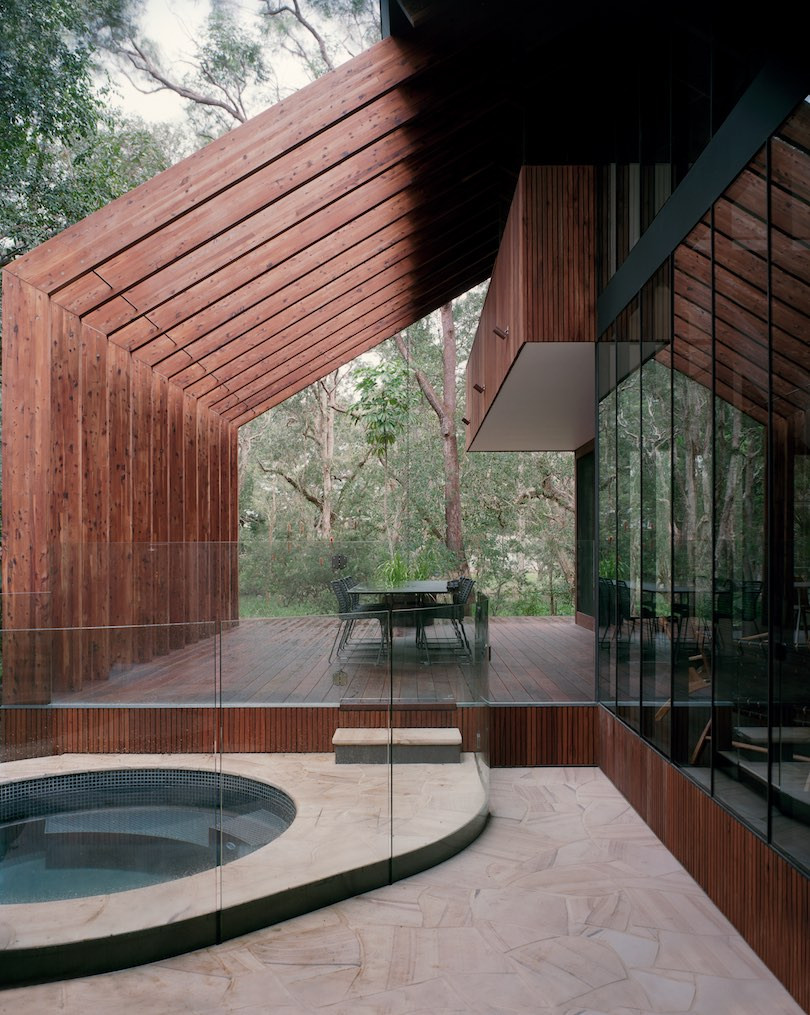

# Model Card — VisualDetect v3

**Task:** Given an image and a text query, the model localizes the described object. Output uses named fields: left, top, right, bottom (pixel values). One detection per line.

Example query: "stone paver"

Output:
left=0, top=768, right=804, bottom=1015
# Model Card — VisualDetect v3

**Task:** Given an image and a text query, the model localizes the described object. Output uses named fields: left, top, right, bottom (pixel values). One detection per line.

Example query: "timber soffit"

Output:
left=5, top=33, right=521, bottom=426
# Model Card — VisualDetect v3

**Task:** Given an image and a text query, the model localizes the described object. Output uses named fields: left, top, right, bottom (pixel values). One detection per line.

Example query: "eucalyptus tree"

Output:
left=351, top=359, right=414, bottom=554
left=0, top=0, right=175, bottom=312
left=98, top=0, right=380, bottom=142
left=394, top=305, right=468, bottom=572
left=239, top=368, right=372, bottom=542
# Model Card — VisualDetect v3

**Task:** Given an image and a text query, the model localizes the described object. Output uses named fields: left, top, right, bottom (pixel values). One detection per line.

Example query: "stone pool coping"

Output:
left=0, top=752, right=488, bottom=986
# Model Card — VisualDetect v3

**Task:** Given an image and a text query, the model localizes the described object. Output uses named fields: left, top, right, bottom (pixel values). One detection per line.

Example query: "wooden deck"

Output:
left=52, top=615, right=595, bottom=706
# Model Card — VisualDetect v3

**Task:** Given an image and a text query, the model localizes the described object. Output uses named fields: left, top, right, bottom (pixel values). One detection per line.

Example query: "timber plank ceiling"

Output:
left=5, top=33, right=525, bottom=428
left=4, top=1, right=783, bottom=431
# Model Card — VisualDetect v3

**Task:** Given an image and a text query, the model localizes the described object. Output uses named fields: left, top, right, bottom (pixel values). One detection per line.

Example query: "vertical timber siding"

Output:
left=489, top=704, right=598, bottom=766
left=465, top=166, right=595, bottom=444
left=599, top=707, right=810, bottom=1013
left=0, top=276, right=240, bottom=703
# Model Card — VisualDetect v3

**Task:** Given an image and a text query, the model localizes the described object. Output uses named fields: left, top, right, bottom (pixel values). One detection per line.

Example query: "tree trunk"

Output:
left=317, top=373, right=338, bottom=542
left=394, top=305, right=468, bottom=572
left=439, top=304, right=467, bottom=570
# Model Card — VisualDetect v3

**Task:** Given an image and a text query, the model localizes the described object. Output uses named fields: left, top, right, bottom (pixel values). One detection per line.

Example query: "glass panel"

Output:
left=640, top=45, right=672, bottom=234
left=671, top=220, right=714, bottom=784
left=576, top=451, right=595, bottom=619
left=639, top=266, right=673, bottom=752
left=671, top=26, right=712, bottom=185
left=218, top=603, right=392, bottom=941
left=390, top=587, right=489, bottom=882
left=712, top=148, right=768, bottom=834
left=597, top=338, right=617, bottom=707
left=769, top=101, right=810, bottom=871
left=615, top=300, right=642, bottom=730
left=0, top=617, right=219, bottom=968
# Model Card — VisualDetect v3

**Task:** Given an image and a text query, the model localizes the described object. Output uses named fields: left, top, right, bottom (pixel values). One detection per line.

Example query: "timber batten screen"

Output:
left=1, top=33, right=520, bottom=702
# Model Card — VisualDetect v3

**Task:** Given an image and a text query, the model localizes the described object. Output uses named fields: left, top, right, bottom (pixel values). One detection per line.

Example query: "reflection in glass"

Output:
left=598, top=339, right=617, bottom=708
left=711, top=146, right=769, bottom=834
left=596, top=98, right=810, bottom=874
left=615, top=305, right=641, bottom=731
left=671, top=221, right=714, bottom=781
left=639, top=268, right=673, bottom=752
left=769, top=102, right=810, bottom=870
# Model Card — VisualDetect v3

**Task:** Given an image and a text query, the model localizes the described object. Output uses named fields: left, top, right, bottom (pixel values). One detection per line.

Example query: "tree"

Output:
left=239, top=368, right=371, bottom=541
left=1, top=0, right=176, bottom=308
left=105, top=4, right=277, bottom=141
left=1, top=0, right=105, bottom=169
left=99, top=0, right=379, bottom=141
left=352, top=359, right=413, bottom=554
left=394, top=305, right=468, bottom=572
left=1, top=117, right=174, bottom=268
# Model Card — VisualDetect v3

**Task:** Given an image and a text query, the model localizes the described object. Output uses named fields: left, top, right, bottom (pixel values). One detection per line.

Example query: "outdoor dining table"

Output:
left=351, top=580, right=456, bottom=609
left=349, top=580, right=456, bottom=657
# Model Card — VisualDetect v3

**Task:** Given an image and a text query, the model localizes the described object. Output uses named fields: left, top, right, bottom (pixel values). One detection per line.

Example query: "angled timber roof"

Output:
left=6, top=1, right=785, bottom=430
left=5, top=34, right=521, bottom=427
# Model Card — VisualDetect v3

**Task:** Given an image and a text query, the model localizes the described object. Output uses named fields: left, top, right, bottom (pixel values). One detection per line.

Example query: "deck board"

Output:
left=51, top=615, right=595, bottom=706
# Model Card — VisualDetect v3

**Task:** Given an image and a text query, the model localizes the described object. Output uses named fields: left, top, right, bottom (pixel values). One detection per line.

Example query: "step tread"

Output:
left=332, top=726, right=461, bottom=747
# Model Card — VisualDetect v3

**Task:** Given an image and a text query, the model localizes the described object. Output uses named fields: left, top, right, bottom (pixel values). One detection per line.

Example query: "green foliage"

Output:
left=376, top=550, right=411, bottom=586
left=238, top=536, right=334, bottom=611
left=352, top=361, right=413, bottom=460
left=374, top=543, right=457, bottom=584
left=1, top=117, right=172, bottom=266
left=238, top=285, right=578, bottom=617
left=1, top=0, right=100, bottom=166
left=238, top=533, right=386, bottom=613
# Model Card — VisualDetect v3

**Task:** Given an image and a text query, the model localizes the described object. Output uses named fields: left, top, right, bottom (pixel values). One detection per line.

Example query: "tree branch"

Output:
left=257, top=464, right=323, bottom=511
left=389, top=473, right=444, bottom=543
left=117, top=38, right=247, bottom=123
left=393, top=332, right=445, bottom=421
left=334, top=449, right=372, bottom=510
left=262, top=0, right=335, bottom=72
left=517, top=478, right=575, bottom=514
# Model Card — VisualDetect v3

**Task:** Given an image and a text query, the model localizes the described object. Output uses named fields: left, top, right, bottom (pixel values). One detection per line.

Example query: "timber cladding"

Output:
left=599, top=708, right=810, bottom=1013
left=0, top=273, right=239, bottom=705
left=488, top=704, right=598, bottom=766
left=0, top=705, right=488, bottom=758
left=465, top=165, right=596, bottom=444
left=0, top=704, right=584, bottom=763
left=1, top=32, right=524, bottom=709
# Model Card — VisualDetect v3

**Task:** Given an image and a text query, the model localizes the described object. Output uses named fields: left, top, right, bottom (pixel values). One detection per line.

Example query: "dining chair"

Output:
left=795, top=582, right=809, bottom=647
left=328, top=578, right=387, bottom=662
left=420, top=577, right=474, bottom=654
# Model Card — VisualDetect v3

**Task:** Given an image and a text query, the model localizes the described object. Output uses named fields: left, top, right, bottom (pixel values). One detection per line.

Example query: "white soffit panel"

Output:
left=468, top=342, right=595, bottom=452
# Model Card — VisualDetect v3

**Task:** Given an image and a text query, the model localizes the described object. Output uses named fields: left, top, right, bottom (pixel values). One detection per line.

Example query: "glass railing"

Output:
left=0, top=581, right=490, bottom=984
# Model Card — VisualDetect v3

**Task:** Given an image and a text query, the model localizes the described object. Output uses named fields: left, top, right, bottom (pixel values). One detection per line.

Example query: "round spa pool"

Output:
left=0, top=768, right=296, bottom=903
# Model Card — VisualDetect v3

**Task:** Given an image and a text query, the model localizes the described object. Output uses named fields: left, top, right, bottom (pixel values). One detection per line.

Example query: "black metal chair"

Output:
left=616, top=580, right=637, bottom=639
left=421, top=577, right=474, bottom=654
left=740, top=580, right=763, bottom=635
left=640, top=588, right=658, bottom=641
left=328, top=578, right=387, bottom=662
left=598, top=577, right=615, bottom=644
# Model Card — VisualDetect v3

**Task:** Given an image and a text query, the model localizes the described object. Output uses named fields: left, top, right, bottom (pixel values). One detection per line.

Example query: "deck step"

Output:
left=332, top=727, right=461, bottom=764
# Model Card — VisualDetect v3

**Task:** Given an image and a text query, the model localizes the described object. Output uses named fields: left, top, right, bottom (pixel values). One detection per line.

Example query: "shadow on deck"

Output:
left=52, top=615, right=595, bottom=706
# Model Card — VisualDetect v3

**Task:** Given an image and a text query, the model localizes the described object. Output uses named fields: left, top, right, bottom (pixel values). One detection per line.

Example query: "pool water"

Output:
left=0, top=769, right=296, bottom=903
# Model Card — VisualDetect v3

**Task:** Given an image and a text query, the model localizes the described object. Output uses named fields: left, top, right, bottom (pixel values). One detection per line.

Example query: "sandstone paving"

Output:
left=0, top=768, right=804, bottom=1015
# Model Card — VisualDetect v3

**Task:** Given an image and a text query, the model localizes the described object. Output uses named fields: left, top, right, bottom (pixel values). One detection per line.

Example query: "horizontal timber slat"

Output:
left=12, top=36, right=441, bottom=293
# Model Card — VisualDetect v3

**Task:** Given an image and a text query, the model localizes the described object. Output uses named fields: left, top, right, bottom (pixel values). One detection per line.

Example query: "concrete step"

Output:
left=332, top=726, right=461, bottom=764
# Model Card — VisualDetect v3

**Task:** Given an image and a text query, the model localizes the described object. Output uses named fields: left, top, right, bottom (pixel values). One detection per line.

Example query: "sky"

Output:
left=106, top=0, right=315, bottom=127
left=106, top=0, right=211, bottom=123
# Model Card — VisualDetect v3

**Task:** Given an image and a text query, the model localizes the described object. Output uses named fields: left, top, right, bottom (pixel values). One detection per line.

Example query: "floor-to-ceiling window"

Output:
left=597, top=98, right=810, bottom=874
